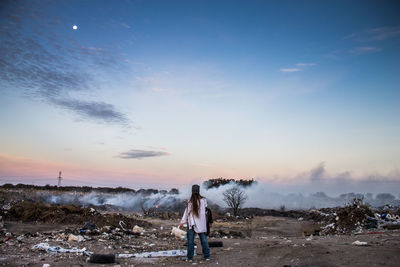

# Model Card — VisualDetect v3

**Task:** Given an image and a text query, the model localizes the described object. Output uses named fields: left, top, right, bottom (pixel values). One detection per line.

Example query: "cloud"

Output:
left=279, top=63, right=316, bottom=73
left=117, top=149, right=169, bottom=159
left=0, top=1, right=130, bottom=126
left=120, top=23, right=131, bottom=29
left=280, top=68, right=301, bottom=73
left=349, top=46, right=382, bottom=55
left=346, top=26, right=400, bottom=42
left=52, top=98, right=129, bottom=125
left=295, top=63, right=316, bottom=67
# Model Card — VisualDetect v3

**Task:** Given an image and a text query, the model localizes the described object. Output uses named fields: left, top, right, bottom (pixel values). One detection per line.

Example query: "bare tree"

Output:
left=223, top=187, right=247, bottom=217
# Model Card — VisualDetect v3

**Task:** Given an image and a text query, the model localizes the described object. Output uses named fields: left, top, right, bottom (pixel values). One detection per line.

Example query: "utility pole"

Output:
left=58, top=171, right=62, bottom=187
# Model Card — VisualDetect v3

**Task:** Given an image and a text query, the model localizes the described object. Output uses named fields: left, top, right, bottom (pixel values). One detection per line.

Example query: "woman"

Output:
left=179, top=184, right=210, bottom=261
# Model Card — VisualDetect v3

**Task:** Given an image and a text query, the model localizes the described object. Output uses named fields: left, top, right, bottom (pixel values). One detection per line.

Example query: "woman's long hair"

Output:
left=189, top=192, right=203, bottom=217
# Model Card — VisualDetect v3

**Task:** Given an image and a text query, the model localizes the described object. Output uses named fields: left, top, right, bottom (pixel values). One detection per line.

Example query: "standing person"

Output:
left=179, top=184, right=210, bottom=261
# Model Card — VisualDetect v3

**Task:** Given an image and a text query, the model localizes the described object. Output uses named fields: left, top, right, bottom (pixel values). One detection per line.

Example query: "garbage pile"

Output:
left=5, top=201, right=151, bottom=228
left=303, top=200, right=400, bottom=235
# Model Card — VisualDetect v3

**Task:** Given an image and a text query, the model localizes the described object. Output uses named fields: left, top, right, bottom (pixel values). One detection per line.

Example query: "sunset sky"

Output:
left=0, top=0, right=399, bottom=190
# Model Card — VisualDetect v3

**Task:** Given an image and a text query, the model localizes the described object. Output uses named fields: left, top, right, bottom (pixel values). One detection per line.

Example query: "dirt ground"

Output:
left=1, top=215, right=399, bottom=267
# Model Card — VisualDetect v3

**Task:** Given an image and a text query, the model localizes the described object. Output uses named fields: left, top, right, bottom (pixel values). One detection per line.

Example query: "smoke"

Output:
left=43, top=191, right=184, bottom=211
left=39, top=164, right=400, bottom=211
left=201, top=163, right=400, bottom=209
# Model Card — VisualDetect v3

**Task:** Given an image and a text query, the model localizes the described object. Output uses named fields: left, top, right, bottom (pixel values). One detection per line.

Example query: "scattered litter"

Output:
left=367, top=231, right=384, bottom=234
left=171, top=226, right=186, bottom=240
left=119, top=221, right=127, bottom=231
left=132, top=225, right=145, bottom=233
left=68, top=234, right=84, bottom=242
left=80, top=221, right=96, bottom=234
left=351, top=240, right=369, bottom=246
left=4, top=232, right=12, bottom=242
left=32, top=243, right=91, bottom=255
left=117, top=249, right=189, bottom=258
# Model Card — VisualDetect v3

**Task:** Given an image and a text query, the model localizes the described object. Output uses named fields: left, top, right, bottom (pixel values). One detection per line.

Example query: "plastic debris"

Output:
left=68, top=234, right=84, bottom=242
left=117, top=249, right=190, bottom=258
left=351, top=240, right=368, bottom=246
left=32, top=243, right=91, bottom=255
left=132, top=225, right=145, bottom=233
left=119, top=221, right=127, bottom=231
left=171, top=226, right=186, bottom=240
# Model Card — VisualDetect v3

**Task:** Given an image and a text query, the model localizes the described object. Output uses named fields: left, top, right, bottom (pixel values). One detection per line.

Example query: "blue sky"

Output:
left=0, top=0, right=399, bottom=190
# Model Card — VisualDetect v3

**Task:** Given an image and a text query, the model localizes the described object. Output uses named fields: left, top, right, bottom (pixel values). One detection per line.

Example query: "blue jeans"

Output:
left=187, top=228, right=210, bottom=260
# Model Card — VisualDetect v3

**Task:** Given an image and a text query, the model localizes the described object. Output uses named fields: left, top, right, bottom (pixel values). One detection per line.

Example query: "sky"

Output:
left=0, top=0, right=399, bottom=192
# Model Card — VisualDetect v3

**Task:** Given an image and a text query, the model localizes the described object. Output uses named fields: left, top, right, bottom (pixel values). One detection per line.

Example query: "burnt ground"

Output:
left=1, top=215, right=399, bottom=267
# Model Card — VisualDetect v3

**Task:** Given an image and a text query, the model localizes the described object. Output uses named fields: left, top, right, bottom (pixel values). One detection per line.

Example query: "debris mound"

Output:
left=6, top=201, right=151, bottom=228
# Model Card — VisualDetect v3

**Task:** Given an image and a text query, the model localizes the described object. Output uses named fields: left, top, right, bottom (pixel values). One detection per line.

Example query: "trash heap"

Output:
left=304, top=199, right=400, bottom=235
left=5, top=201, right=151, bottom=229
left=320, top=202, right=374, bottom=235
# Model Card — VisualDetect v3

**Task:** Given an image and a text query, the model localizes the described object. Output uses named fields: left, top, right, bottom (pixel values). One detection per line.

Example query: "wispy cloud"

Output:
left=52, top=98, right=129, bottom=125
left=120, top=23, right=131, bottom=29
left=346, top=26, right=400, bottom=42
left=349, top=46, right=382, bottom=55
left=117, top=149, right=169, bottom=159
left=0, top=1, right=130, bottom=126
left=280, top=63, right=316, bottom=73
left=280, top=68, right=301, bottom=73
left=295, top=63, right=316, bottom=67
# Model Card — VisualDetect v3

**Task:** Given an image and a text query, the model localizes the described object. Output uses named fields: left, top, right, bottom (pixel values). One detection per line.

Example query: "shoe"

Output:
left=205, top=258, right=210, bottom=261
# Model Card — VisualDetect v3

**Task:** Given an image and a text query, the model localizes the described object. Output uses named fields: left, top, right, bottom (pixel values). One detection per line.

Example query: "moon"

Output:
left=72, top=25, right=78, bottom=30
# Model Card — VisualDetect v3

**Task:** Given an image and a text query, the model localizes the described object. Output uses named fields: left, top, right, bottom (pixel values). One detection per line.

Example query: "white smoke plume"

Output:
left=40, top=163, right=400, bottom=210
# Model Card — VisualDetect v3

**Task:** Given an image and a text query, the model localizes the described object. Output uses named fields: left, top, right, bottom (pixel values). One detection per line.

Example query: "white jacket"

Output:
left=181, top=198, right=207, bottom=233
